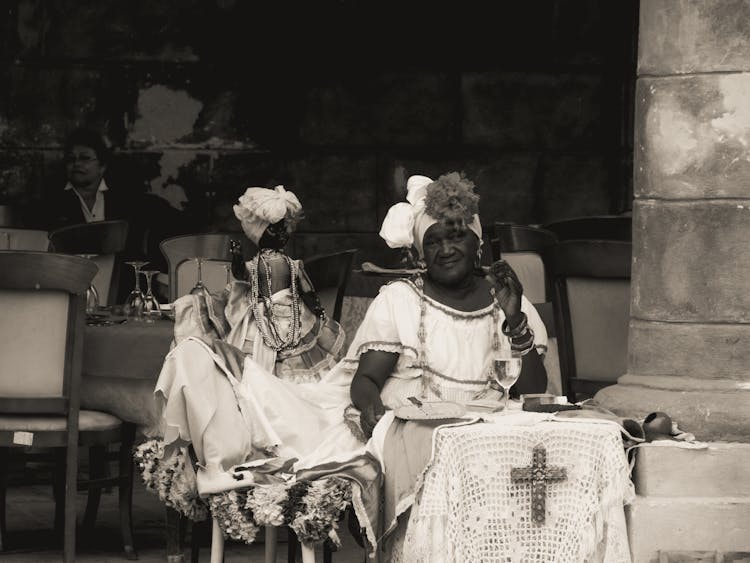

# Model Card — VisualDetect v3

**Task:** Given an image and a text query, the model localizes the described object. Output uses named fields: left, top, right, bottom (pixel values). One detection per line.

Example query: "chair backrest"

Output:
left=303, top=249, right=358, bottom=322
left=0, top=228, right=50, bottom=251
left=48, top=220, right=129, bottom=307
left=160, top=233, right=257, bottom=302
left=174, top=258, right=232, bottom=299
left=0, top=251, right=96, bottom=415
left=546, top=240, right=632, bottom=402
left=543, top=215, right=632, bottom=242
left=490, top=223, right=558, bottom=303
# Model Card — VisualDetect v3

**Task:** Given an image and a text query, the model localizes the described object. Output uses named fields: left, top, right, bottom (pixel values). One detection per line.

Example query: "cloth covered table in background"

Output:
left=388, top=412, right=634, bottom=563
left=80, top=319, right=173, bottom=434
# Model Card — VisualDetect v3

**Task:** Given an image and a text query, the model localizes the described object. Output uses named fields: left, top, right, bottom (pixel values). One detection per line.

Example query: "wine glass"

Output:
left=140, top=270, right=161, bottom=323
left=190, top=257, right=208, bottom=296
left=76, top=254, right=100, bottom=315
left=124, top=260, right=149, bottom=320
left=493, top=350, right=523, bottom=410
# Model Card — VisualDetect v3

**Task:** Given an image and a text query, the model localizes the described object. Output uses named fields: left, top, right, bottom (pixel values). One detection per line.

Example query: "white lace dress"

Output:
left=340, top=279, right=548, bottom=409
left=155, top=278, right=548, bottom=549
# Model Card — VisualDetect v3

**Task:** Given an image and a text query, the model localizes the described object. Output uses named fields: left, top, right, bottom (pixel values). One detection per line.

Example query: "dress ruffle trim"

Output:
left=275, top=317, right=346, bottom=382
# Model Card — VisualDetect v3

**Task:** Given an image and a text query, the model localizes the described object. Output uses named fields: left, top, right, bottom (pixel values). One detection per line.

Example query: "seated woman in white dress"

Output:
left=137, top=174, right=548, bottom=555
left=347, top=172, right=548, bottom=558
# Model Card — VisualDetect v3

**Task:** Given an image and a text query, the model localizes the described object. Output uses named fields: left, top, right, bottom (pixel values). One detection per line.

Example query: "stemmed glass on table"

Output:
left=140, top=269, right=161, bottom=323
left=190, top=257, right=208, bottom=296
left=124, top=260, right=149, bottom=320
left=76, top=253, right=100, bottom=315
left=493, top=350, right=523, bottom=410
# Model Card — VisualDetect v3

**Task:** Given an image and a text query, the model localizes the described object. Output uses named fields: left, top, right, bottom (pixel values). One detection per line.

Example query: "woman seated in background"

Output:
left=138, top=173, right=547, bottom=556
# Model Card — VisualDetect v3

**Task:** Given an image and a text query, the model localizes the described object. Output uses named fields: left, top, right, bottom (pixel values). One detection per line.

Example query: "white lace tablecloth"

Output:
left=391, top=413, right=635, bottom=563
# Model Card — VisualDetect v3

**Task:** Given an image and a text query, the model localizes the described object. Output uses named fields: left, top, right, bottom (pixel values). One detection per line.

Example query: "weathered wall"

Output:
left=0, top=0, right=637, bottom=262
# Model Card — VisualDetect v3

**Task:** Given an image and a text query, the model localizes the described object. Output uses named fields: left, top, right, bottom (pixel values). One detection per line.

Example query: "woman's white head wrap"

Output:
left=379, top=175, right=482, bottom=257
left=233, top=185, right=303, bottom=244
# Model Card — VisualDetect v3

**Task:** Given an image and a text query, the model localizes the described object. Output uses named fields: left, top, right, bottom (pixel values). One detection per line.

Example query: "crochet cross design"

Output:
left=511, top=444, right=567, bottom=525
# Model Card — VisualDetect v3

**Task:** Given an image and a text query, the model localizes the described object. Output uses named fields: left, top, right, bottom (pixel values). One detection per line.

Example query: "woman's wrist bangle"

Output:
left=502, top=312, right=528, bottom=338
left=510, top=327, right=535, bottom=355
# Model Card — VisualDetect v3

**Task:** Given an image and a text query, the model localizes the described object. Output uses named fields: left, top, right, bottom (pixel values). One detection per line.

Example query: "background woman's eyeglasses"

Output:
left=64, top=154, right=98, bottom=164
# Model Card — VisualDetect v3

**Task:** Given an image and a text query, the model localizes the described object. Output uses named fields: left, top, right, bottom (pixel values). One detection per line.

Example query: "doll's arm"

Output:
left=297, top=260, right=326, bottom=319
left=230, top=239, right=249, bottom=281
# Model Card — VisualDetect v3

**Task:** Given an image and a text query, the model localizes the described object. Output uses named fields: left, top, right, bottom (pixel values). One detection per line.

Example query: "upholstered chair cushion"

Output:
left=0, top=410, right=122, bottom=432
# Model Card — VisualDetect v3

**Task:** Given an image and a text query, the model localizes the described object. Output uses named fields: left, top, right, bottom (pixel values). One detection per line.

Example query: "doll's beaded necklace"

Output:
left=248, top=249, right=301, bottom=351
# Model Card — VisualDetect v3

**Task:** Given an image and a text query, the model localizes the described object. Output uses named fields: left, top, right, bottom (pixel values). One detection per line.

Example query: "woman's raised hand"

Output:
left=486, top=260, right=524, bottom=323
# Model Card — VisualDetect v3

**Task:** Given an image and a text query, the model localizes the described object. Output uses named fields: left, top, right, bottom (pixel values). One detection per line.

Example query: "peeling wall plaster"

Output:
left=131, top=85, right=202, bottom=144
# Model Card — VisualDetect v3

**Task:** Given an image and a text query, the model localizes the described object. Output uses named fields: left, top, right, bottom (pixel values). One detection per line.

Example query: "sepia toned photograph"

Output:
left=0, top=1, right=748, bottom=562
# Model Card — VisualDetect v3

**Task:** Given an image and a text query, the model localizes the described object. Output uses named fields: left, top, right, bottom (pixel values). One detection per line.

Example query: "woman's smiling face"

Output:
left=422, top=222, right=479, bottom=287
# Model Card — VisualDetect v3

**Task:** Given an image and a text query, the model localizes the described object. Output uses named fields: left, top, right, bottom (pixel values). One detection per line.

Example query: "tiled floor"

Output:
left=3, top=477, right=366, bottom=562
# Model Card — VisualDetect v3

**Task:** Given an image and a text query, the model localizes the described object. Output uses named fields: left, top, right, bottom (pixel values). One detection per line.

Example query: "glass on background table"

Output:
left=141, top=269, right=162, bottom=323
left=75, top=253, right=100, bottom=315
left=124, top=260, right=149, bottom=320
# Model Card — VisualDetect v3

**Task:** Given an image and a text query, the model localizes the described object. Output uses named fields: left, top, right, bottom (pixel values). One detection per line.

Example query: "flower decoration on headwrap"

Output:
left=379, top=172, right=482, bottom=257
left=233, top=185, right=303, bottom=245
left=424, top=171, right=479, bottom=228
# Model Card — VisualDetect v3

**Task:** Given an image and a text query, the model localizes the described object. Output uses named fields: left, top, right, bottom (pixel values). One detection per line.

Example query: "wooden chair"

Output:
left=303, top=249, right=358, bottom=323
left=490, top=222, right=558, bottom=303
left=546, top=240, right=632, bottom=402
left=48, top=220, right=129, bottom=307
left=160, top=233, right=257, bottom=302
left=542, top=215, right=632, bottom=242
left=0, top=252, right=137, bottom=561
left=0, top=228, right=50, bottom=251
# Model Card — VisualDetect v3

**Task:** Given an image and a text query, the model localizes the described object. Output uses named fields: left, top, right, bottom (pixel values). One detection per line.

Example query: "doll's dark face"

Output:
left=258, top=219, right=290, bottom=250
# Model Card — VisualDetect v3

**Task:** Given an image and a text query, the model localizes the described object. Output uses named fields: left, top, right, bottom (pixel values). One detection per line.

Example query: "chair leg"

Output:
left=210, top=517, right=224, bottom=563
left=323, top=542, right=333, bottom=563
left=287, top=527, right=299, bottom=562
left=166, top=506, right=186, bottom=561
left=300, top=542, right=316, bottom=563
left=190, top=518, right=211, bottom=563
left=0, top=447, right=8, bottom=551
left=265, top=526, right=278, bottom=563
left=63, top=443, right=79, bottom=563
left=118, top=423, right=137, bottom=559
left=52, top=448, right=67, bottom=540
left=82, top=445, right=107, bottom=533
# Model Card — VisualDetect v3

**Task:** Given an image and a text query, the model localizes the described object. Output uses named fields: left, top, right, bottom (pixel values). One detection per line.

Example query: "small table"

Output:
left=393, top=411, right=635, bottom=562
left=81, top=318, right=185, bottom=560
left=81, top=319, right=174, bottom=431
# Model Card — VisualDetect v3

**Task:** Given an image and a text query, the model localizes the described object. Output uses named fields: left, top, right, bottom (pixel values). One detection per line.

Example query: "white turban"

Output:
left=233, top=185, right=303, bottom=244
left=379, top=175, right=482, bottom=258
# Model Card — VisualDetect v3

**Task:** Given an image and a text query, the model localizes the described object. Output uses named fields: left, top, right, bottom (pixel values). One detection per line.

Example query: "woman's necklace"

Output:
left=248, top=249, right=301, bottom=352
left=414, top=275, right=500, bottom=396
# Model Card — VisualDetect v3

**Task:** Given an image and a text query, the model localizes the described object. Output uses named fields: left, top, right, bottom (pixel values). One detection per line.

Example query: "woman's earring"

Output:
left=475, top=248, right=483, bottom=268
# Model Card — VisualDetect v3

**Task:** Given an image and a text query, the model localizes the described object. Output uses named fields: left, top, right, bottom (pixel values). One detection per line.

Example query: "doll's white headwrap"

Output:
left=233, top=185, right=303, bottom=244
left=379, top=174, right=482, bottom=257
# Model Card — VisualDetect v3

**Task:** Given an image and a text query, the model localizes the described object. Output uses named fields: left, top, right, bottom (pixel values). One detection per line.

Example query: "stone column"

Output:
left=596, top=0, right=750, bottom=442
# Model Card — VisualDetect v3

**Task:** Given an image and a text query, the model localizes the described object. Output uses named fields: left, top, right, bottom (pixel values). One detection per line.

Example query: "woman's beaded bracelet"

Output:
left=501, top=311, right=528, bottom=338
left=501, top=312, right=535, bottom=355
left=510, top=327, right=535, bottom=355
